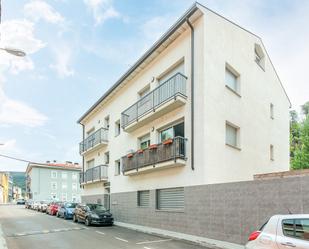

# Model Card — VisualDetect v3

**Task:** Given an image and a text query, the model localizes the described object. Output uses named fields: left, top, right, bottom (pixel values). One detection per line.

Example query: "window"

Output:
left=160, top=122, right=184, bottom=142
left=254, top=44, right=265, bottom=69
left=61, top=193, right=67, bottom=201
left=283, top=219, right=309, bottom=241
left=156, top=187, right=184, bottom=211
left=270, top=145, right=274, bottom=161
left=51, top=171, right=57, bottom=179
left=86, top=127, right=95, bottom=136
left=72, top=172, right=77, bottom=180
left=51, top=193, right=57, bottom=199
left=225, top=64, right=240, bottom=94
left=61, top=172, right=67, bottom=179
left=139, top=134, right=150, bottom=150
left=51, top=182, right=57, bottom=190
left=72, top=194, right=77, bottom=202
left=72, top=183, right=77, bottom=191
left=86, top=159, right=95, bottom=169
left=226, top=122, right=240, bottom=148
left=158, top=62, right=184, bottom=84
left=115, top=160, right=121, bottom=176
left=137, top=190, right=150, bottom=207
left=104, top=116, right=110, bottom=129
left=270, top=103, right=274, bottom=119
left=104, top=152, right=110, bottom=164
left=62, top=183, right=67, bottom=190
left=138, top=85, right=150, bottom=99
left=115, top=120, right=121, bottom=136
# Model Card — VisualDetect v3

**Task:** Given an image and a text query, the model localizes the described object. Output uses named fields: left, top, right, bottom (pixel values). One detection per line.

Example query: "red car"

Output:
left=47, top=202, right=62, bottom=215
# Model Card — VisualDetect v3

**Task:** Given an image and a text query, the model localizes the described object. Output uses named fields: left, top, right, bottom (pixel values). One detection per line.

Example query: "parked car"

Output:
left=32, top=201, right=40, bottom=210
left=73, top=203, right=113, bottom=226
left=38, top=201, right=50, bottom=212
left=47, top=202, right=62, bottom=215
left=25, top=200, right=33, bottom=209
left=16, top=198, right=26, bottom=205
left=57, top=202, right=77, bottom=219
left=246, top=214, right=309, bottom=249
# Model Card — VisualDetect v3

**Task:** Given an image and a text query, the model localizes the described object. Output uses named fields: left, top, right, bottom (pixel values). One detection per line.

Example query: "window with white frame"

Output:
left=115, top=120, right=121, bottom=136
left=139, top=134, right=150, bottom=150
left=270, top=144, right=274, bottom=161
left=270, top=103, right=274, bottom=119
left=61, top=172, right=67, bottom=179
left=72, top=172, right=77, bottom=180
left=159, top=122, right=184, bottom=142
left=51, top=171, right=57, bottom=179
left=104, top=151, right=110, bottom=164
left=72, top=182, right=77, bottom=191
left=62, top=182, right=67, bottom=190
left=225, top=64, right=240, bottom=94
left=86, top=159, right=95, bottom=169
left=51, top=182, right=57, bottom=190
left=115, top=160, right=121, bottom=176
left=226, top=122, right=240, bottom=148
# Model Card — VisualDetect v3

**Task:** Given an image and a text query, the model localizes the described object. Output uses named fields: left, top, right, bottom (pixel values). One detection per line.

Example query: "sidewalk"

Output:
left=115, top=221, right=245, bottom=249
left=0, top=224, right=8, bottom=249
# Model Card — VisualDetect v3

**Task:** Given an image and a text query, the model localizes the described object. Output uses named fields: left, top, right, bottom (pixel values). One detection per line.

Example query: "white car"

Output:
left=246, top=214, right=309, bottom=249
left=32, top=201, right=40, bottom=210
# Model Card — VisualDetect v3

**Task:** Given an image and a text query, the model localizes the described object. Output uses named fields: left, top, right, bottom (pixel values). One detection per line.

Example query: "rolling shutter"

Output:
left=138, top=190, right=150, bottom=207
left=157, top=187, right=184, bottom=210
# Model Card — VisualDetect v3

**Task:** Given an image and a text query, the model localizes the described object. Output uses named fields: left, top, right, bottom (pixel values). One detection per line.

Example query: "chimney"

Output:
left=46, top=160, right=50, bottom=163
left=53, top=160, right=57, bottom=163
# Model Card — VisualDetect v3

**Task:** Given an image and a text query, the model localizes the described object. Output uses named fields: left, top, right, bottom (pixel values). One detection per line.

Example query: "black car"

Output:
left=73, top=203, right=113, bottom=226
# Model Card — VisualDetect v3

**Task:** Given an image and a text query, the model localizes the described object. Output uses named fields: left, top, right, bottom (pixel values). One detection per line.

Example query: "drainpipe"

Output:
left=186, top=18, right=194, bottom=171
left=81, top=124, right=85, bottom=183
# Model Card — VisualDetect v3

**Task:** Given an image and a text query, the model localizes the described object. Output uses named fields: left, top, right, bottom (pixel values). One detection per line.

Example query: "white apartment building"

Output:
left=78, top=2, right=290, bottom=241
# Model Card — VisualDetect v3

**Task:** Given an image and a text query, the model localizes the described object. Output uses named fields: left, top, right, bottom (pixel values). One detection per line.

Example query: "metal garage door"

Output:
left=157, top=187, right=184, bottom=210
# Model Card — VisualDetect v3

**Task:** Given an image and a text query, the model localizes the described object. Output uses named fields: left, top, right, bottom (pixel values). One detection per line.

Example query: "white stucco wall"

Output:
left=80, top=7, right=290, bottom=196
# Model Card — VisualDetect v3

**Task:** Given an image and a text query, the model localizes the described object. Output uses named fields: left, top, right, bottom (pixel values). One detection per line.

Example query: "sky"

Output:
left=0, top=0, right=308, bottom=172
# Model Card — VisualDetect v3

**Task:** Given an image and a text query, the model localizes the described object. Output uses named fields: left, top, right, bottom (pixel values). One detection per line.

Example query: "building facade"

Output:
left=26, top=162, right=82, bottom=202
left=0, top=172, right=10, bottom=204
left=77, top=2, right=290, bottom=244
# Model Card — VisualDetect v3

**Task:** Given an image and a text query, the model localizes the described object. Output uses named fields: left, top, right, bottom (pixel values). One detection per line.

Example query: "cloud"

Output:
left=49, top=44, right=75, bottom=78
left=24, top=0, right=65, bottom=24
left=0, top=19, right=45, bottom=75
left=0, top=88, right=48, bottom=127
left=84, top=0, right=120, bottom=25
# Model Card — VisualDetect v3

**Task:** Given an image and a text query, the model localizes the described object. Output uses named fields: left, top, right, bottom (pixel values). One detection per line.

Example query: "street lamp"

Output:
left=0, top=47, right=26, bottom=57
left=0, top=0, right=26, bottom=57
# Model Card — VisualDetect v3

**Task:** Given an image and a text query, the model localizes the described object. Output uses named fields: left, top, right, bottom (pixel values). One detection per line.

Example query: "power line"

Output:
left=0, top=153, right=34, bottom=163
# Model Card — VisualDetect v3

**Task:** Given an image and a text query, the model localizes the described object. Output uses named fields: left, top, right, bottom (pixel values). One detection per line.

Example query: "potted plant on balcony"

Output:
left=149, top=144, right=158, bottom=150
left=163, top=138, right=173, bottom=145
left=137, top=149, right=144, bottom=154
left=127, top=153, right=134, bottom=158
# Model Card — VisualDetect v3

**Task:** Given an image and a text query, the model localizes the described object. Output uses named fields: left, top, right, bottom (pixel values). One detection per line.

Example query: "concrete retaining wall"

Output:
left=110, top=175, right=309, bottom=245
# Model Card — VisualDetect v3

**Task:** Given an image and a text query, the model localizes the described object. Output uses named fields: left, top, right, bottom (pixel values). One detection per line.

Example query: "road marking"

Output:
left=7, top=227, right=86, bottom=237
left=136, top=239, right=173, bottom=245
left=95, top=231, right=105, bottom=235
left=114, top=237, right=129, bottom=242
left=144, top=247, right=152, bottom=249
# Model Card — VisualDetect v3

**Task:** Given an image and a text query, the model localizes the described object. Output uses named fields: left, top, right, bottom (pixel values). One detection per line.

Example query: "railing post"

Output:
left=99, top=165, right=101, bottom=181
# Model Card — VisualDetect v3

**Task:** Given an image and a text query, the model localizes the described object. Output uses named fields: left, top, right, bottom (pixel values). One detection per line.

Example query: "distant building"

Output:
left=13, top=186, right=22, bottom=200
left=0, top=172, right=10, bottom=204
left=8, top=174, right=13, bottom=202
left=26, top=162, right=82, bottom=202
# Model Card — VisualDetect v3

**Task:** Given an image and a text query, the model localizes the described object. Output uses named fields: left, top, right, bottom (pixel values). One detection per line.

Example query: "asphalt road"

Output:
left=0, top=205, right=207, bottom=249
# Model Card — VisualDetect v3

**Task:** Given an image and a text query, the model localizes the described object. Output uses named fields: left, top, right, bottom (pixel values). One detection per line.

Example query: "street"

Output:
left=0, top=205, right=206, bottom=249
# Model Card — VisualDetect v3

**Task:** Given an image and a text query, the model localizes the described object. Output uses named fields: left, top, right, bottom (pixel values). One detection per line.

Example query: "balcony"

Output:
left=121, top=73, right=187, bottom=132
left=80, top=165, right=108, bottom=185
left=79, top=128, right=108, bottom=155
left=122, top=136, right=187, bottom=176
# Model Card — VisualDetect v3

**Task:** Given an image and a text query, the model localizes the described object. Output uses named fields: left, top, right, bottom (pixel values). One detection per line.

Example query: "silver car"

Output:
left=246, top=214, right=309, bottom=249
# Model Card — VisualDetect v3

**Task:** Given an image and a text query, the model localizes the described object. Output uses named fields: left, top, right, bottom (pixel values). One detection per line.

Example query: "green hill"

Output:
left=9, top=172, right=26, bottom=191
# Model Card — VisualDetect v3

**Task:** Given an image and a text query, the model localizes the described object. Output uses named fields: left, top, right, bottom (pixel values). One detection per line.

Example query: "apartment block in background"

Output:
left=77, top=2, right=290, bottom=245
left=26, top=162, right=82, bottom=202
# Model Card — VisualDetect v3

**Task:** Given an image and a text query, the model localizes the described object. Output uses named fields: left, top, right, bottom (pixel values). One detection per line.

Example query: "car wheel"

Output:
left=85, top=217, right=91, bottom=226
left=63, top=213, right=67, bottom=220
left=56, top=212, right=59, bottom=217
left=73, top=215, right=78, bottom=223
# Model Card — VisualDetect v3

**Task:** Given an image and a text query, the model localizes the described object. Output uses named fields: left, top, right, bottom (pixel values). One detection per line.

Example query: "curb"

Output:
left=114, top=221, right=245, bottom=249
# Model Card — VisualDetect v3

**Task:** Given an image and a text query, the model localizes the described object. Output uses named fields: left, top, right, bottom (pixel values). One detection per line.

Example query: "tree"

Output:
left=301, top=101, right=309, bottom=116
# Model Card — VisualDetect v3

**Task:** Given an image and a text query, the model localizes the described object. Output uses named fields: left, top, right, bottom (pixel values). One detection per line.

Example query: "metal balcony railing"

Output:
left=80, top=165, right=108, bottom=184
left=121, top=73, right=187, bottom=128
left=79, top=128, right=108, bottom=154
left=122, top=136, right=187, bottom=173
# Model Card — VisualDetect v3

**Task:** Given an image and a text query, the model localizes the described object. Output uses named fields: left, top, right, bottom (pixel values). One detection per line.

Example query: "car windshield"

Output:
left=87, top=204, right=106, bottom=211
left=65, top=203, right=77, bottom=208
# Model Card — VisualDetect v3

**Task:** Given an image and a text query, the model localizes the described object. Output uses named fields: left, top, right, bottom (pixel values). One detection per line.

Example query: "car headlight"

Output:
left=91, top=213, right=99, bottom=219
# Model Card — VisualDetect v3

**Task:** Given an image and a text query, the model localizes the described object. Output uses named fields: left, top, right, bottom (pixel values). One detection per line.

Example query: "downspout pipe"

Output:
left=186, top=18, right=194, bottom=171
left=81, top=124, right=85, bottom=184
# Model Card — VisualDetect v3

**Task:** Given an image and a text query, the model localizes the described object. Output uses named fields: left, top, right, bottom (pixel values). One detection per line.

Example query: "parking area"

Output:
left=0, top=205, right=208, bottom=249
